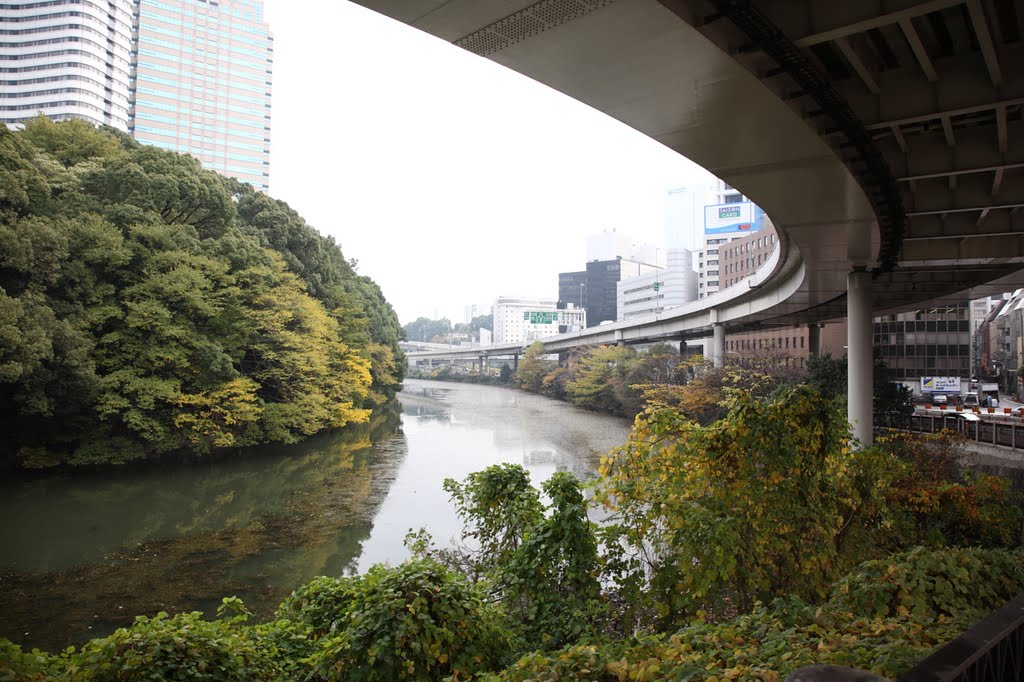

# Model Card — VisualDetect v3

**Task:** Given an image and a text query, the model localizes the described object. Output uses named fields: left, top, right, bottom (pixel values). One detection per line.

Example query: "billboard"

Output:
left=704, top=202, right=765, bottom=235
left=920, top=376, right=961, bottom=393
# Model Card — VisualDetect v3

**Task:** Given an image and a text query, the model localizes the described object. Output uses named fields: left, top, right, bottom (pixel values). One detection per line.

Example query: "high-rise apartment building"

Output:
left=131, top=0, right=273, bottom=191
left=1, top=0, right=272, bottom=191
left=1, top=0, right=135, bottom=130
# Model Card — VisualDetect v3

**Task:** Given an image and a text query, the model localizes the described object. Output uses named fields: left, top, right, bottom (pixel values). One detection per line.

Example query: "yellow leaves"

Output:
left=173, top=377, right=261, bottom=452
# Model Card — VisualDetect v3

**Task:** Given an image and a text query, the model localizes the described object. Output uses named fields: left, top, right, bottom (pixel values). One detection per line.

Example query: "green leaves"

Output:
left=442, top=465, right=605, bottom=652
left=1, top=119, right=402, bottom=467
left=289, top=559, right=511, bottom=680
left=598, top=385, right=857, bottom=623
left=486, top=547, right=1024, bottom=681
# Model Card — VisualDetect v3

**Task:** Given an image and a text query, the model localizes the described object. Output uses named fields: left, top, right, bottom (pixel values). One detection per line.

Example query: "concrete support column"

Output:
left=679, top=339, right=687, bottom=357
left=807, top=323, right=821, bottom=357
left=848, top=270, right=873, bottom=447
left=712, top=323, right=725, bottom=368
left=513, top=353, right=519, bottom=371
left=478, top=356, right=485, bottom=374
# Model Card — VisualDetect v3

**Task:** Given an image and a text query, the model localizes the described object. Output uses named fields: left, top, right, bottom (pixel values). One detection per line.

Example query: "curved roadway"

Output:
left=357, top=0, right=1024, bottom=346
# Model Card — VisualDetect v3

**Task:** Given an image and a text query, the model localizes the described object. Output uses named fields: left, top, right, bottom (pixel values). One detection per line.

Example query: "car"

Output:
left=932, top=394, right=948, bottom=405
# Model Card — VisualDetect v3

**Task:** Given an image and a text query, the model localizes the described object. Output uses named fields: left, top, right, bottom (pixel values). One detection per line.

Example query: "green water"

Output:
left=0, top=379, right=630, bottom=651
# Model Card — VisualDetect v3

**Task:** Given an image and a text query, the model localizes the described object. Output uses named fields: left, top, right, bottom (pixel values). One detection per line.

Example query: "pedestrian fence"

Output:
left=879, top=410, right=1024, bottom=451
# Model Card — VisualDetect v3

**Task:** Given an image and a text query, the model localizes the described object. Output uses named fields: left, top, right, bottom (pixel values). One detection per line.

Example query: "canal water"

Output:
left=0, top=379, right=631, bottom=652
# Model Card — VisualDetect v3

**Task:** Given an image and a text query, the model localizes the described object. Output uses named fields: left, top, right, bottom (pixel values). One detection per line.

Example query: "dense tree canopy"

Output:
left=0, top=119, right=404, bottom=467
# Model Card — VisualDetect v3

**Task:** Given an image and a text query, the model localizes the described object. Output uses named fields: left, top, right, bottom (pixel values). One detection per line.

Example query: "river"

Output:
left=0, top=379, right=631, bottom=652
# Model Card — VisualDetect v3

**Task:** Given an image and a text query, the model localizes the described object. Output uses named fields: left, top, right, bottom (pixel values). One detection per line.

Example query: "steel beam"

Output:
left=791, top=0, right=965, bottom=49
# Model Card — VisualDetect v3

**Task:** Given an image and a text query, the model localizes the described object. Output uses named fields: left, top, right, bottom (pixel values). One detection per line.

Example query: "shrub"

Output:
left=62, top=608, right=277, bottom=680
left=486, top=547, right=1024, bottom=681
left=0, top=639, right=57, bottom=681
left=829, top=546, right=1024, bottom=620
left=301, top=558, right=511, bottom=681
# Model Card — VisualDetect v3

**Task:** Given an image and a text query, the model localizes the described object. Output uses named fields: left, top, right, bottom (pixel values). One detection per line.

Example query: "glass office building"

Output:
left=1, top=0, right=272, bottom=192
left=131, top=0, right=273, bottom=191
left=873, top=303, right=972, bottom=380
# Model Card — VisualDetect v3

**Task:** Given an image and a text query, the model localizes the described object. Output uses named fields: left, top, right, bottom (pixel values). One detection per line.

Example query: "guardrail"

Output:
left=879, top=412, right=1024, bottom=450
left=898, top=593, right=1024, bottom=682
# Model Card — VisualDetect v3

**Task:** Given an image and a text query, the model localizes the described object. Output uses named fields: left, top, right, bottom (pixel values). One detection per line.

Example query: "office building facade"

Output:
left=617, top=248, right=697, bottom=320
left=874, top=304, right=972, bottom=385
left=1, top=0, right=135, bottom=130
left=131, top=0, right=273, bottom=191
left=492, top=296, right=585, bottom=345
left=1, top=0, right=272, bottom=191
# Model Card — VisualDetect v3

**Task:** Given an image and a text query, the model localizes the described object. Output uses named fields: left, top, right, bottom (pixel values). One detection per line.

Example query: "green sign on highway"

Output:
left=523, top=311, right=559, bottom=324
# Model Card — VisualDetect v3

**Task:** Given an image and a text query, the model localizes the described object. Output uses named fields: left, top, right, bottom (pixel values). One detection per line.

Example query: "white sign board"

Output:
left=704, top=202, right=755, bottom=234
left=920, top=376, right=960, bottom=393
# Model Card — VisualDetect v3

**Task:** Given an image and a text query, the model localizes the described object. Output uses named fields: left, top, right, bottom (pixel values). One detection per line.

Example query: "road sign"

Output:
left=523, top=311, right=558, bottom=324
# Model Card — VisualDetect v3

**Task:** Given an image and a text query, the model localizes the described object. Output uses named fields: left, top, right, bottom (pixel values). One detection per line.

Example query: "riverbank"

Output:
left=1, top=380, right=630, bottom=652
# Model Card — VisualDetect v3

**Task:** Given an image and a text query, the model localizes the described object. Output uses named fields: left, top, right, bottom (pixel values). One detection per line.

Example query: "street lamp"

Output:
left=577, top=283, right=586, bottom=331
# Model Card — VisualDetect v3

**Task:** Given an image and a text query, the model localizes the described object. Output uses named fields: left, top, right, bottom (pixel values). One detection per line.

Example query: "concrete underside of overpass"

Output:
left=354, top=0, right=1024, bottom=330
left=360, top=0, right=1024, bottom=443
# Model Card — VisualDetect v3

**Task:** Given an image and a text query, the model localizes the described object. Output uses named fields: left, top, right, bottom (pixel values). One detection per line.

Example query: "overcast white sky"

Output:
left=263, top=1, right=712, bottom=324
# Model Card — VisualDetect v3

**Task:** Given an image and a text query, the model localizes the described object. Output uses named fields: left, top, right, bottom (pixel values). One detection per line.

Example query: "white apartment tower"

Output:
left=1, top=0, right=273, bottom=191
left=1, top=0, right=135, bottom=130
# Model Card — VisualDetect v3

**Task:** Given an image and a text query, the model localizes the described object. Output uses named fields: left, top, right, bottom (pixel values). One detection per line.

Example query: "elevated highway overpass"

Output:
left=363, top=0, right=1024, bottom=444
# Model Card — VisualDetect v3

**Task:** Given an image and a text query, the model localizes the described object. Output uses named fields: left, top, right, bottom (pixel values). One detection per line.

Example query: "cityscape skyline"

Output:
left=1, top=0, right=716, bottom=325
left=261, top=0, right=713, bottom=326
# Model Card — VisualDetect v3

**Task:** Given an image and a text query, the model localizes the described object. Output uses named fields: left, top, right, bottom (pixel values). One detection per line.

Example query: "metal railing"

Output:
left=878, top=412, right=1024, bottom=450
left=898, top=594, right=1024, bottom=681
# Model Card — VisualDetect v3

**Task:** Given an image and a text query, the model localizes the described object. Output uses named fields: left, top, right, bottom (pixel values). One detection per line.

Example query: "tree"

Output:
left=621, top=343, right=685, bottom=414
left=634, top=355, right=728, bottom=425
left=470, top=313, right=493, bottom=336
left=499, top=363, right=512, bottom=383
left=19, top=114, right=124, bottom=168
left=403, top=317, right=451, bottom=344
left=806, top=352, right=914, bottom=417
left=0, top=120, right=400, bottom=467
left=441, top=465, right=603, bottom=651
left=598, top=385, right=866, bottom=622
left=564, top=345, right=638, bottom=414
left=513, top=341, right=551, bottom=392
left=79, top=145, right=234, bottom=238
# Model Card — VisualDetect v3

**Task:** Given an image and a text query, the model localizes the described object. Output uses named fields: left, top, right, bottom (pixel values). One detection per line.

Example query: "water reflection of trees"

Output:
left=0, top=404, right=408, bottom=652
